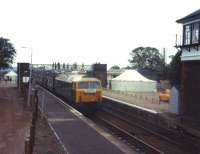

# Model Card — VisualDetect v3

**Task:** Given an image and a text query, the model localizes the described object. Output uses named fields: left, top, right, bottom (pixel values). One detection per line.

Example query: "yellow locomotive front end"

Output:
left=74, top=79, right=102, bottom=103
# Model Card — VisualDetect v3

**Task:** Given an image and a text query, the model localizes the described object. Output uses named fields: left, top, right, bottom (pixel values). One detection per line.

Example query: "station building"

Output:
left=176, top=9, right=200, bottom=129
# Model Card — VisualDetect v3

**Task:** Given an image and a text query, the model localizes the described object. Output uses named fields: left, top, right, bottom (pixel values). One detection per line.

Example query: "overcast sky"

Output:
left=0, top=0, right=200, bottom=68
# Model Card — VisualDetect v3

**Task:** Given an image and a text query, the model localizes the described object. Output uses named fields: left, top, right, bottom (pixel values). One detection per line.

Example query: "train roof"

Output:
left=56, top=74, right=100, bottom=82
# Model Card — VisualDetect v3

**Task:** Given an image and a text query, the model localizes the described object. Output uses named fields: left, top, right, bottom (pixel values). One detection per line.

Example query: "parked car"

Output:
left=159, top=89, right=170, bottom=102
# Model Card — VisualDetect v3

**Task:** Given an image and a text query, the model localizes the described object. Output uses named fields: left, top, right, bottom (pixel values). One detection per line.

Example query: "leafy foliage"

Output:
left=63, top=63, right=65, bottom=70
left=81, top=63, right=85, bottom=70
left=57, top=62, right=60, bottom=70
left=0, top=37, right=16, bottom=69
left=168, top=50, right=181, bottom=87
left=66, top=63, right=69, bottom=70
left=73, top=62, right=77, bottom=70
left=111, top=65, right=120, bottom=69
left=129, top=47, right=164, bottom=71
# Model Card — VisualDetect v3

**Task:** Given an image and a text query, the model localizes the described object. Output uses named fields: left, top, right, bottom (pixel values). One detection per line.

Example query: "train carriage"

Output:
left=55, top=74, right=102, bottom=104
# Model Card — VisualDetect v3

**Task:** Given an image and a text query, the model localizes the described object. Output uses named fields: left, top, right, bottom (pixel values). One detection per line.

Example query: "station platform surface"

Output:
left=0, top=81, right=31, bottom=154
left=103, top=90, right=169, bottom=113
left=103, top=90, right=180, bottom=131
left=36, top=86, right=126, bottom=154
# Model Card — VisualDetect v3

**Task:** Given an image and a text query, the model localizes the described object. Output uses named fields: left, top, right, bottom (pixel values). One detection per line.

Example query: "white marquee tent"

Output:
left=4, top=70, right=17, bottom=81
left=111, top=70, right=157, bottom=92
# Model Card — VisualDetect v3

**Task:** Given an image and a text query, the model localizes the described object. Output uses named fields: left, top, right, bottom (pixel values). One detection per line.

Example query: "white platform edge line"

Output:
left=103, top=95, right=158, bottom=114
left=36, top=86, right=69, bottom=154
left=37, top=105, right=69, bottom=154
left=48, top=122, right=69, bottom=154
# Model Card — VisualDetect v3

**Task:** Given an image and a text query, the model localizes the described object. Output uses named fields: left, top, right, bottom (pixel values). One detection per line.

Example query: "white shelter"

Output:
left=111, top=70, right=157, bottom=92
left=4, top=70, right=17, bottom=81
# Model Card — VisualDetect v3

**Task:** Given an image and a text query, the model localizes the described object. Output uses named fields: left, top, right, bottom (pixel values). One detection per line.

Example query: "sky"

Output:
left=0, top=0, right=200, bottom=69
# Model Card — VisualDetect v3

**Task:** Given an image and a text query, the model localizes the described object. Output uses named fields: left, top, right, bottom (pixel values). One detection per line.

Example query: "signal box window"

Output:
left=192, top=23, right=199, bottom=44
left=184, top=25, right=191, bottom=45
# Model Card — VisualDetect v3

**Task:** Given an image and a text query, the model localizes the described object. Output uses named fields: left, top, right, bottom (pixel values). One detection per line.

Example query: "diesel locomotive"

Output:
left=33, top=70, right=103, bottom=108
left=55, top=74, right=102, bottom=103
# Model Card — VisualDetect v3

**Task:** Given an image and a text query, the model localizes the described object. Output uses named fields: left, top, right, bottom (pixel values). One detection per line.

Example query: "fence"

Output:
left=25, top=89, right=39, bottom=154
left=105, top=90, right=160, bottom=104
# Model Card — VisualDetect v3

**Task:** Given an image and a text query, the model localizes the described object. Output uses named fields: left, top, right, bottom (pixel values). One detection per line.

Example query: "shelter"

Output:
left=4, top=70, right=17, bottom=81
left=111, top=70, right=157, bottom=92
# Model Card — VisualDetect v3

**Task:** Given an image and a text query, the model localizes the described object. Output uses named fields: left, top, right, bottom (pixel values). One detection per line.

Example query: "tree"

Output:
left=66, top=63, right=69, bottom=70
left=54, top=62, right=57, bottom=70
left=111, top=65, right=120, bottom=69
left=129, top=47, right=164, bottom=71
left=73, top=62, right=77, bottom=70
left=81, top=63, right=85, bottom=70
left=168, top=50, right=181, bottom=87
left=57, top=62, right=60, bottom=70
left=52, top=62, right=55, bottom=70
left=63, top=63, right=65, bottom=70
left=0, top=37, right=16, bottom=69
left=125, top=66, right=132, bottom=69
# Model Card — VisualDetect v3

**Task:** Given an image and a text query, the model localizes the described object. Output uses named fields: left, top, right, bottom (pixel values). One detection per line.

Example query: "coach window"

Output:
left=184, top=25, right=191, bottom=45
left=192, top=22, right=199, bottom=44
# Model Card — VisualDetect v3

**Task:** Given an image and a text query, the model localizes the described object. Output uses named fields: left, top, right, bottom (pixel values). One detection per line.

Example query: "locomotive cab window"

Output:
left=79, top=82, right=100, bottom=89
left=90, top=82, right=100, bottom=89
left=72, top=82, right=76, bottom=89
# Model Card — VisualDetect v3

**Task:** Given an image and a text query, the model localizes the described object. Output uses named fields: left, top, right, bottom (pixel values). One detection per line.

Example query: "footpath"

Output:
left=0, top=81, right=31, bottom=154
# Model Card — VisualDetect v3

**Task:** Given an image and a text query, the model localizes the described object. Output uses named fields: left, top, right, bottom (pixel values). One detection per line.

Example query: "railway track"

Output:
left=90, top=99, right=199, bottom=154
left=90, top=110, right=189, bottom=154
left=91, top=111, right=164, bottom=154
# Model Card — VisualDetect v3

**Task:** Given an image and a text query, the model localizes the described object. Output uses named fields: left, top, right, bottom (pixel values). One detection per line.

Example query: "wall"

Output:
left=181, top=61, right=200, bottom=122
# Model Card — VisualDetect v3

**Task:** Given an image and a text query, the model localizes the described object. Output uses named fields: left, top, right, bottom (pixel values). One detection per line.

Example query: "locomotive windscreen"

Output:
left=79, top=82, right=100, bottom=89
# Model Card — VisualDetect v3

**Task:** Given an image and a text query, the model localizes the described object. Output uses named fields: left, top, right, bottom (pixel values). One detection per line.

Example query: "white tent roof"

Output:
left=4, top=70, right=17, bottom=77
left=112, top=70, right=155, bottom=82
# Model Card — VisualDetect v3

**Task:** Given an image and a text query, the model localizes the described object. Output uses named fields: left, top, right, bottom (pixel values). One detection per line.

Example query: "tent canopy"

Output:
left=4, top=70, right=17, bottom=77
left=112, top=70, right=155, bottom=82
left=111, top=70, right=157, bottom=92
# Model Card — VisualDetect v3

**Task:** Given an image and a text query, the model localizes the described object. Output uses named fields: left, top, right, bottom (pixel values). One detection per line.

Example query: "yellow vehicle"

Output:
left=55, top=74, right=102, bottom=104
left=159, top=89, right=170, bottom=102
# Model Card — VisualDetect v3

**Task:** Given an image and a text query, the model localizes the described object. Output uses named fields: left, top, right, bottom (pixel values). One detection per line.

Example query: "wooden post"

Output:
left=34, top=89, right=38, bottom=120
left=41, top=91, right=45, bottom=118
left=30, top=125, right=35, bottom=154
left=25, top=137, right=30, bottom=154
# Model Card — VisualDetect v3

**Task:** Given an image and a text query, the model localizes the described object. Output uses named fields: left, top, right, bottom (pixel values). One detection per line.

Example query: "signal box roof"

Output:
left=176, top=9, right=200, bottom=24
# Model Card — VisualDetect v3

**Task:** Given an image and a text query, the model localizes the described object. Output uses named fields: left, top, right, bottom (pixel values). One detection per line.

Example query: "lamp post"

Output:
left=21, top=46, right=32, bottom=107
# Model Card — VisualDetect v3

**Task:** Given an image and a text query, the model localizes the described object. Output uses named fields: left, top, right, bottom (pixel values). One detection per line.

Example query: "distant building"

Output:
left=176, top=9, right=200, bottom=124
left=107, top=68, right=124, bottom=82
left=92, top=64, right=107, bottom=88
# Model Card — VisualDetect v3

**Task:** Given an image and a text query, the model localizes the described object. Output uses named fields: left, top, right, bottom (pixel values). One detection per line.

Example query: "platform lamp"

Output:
left=21, top=46, right=32, bottom=107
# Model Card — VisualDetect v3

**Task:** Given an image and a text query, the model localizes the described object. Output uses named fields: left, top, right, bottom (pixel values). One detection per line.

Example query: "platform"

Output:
left=0, top=81, right=31, bottom=154
left=36, top=86, right=128, bottom=154
left=103, top=90, right=180, bottom=131
left=103, top=90, right=169, bottom=113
